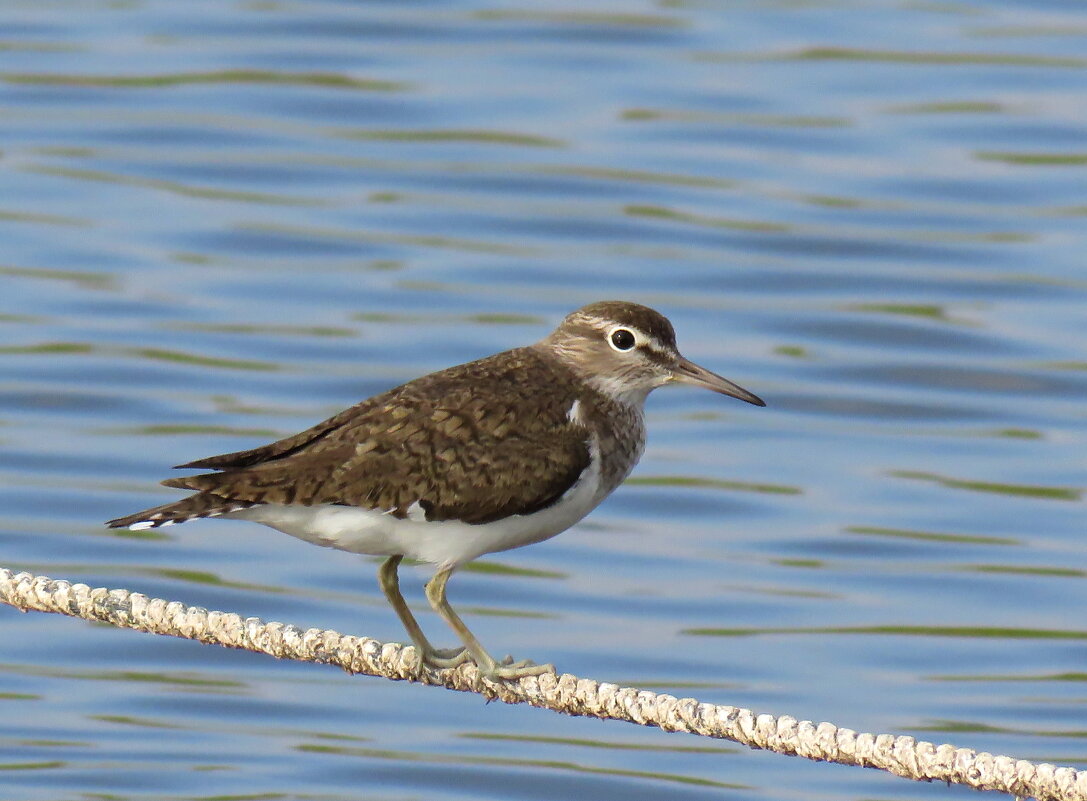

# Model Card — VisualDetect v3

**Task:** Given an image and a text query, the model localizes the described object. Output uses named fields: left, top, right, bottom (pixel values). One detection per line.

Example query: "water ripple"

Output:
left=2, top=1, right=1085, bottom=799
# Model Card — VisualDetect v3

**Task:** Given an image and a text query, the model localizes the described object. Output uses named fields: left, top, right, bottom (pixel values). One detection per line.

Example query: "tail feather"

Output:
left=107, top=493, right=256, bottom=531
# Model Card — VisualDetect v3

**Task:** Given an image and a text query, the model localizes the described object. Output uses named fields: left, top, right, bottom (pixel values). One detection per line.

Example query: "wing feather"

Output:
left=162, top=347, right=592, bottom=525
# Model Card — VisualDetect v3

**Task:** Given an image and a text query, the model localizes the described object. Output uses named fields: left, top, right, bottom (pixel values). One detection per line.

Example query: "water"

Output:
left=1, top=1, right=1085, bottom=798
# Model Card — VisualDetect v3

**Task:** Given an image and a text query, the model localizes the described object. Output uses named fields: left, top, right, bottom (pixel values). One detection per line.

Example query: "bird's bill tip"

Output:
left=671, top=357, right=766, bottom=407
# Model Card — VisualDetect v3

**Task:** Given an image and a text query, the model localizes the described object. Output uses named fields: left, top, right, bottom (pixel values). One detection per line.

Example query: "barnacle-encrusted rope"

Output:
left=1, top=568, right=1082, bottom=801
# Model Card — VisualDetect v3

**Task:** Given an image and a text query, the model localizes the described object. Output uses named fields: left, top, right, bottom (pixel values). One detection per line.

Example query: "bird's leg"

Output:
left=378, top=556, right=468, bottom=671
left=424, top=566, right=554, bottom=681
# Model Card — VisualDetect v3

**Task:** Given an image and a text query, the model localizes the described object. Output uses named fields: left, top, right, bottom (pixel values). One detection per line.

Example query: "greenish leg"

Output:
left=424, top=566, right=555, bottom=681
left=378, top=556, right=468, bottom=671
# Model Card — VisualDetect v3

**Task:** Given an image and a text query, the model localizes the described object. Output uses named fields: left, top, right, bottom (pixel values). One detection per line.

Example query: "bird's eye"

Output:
left=609, top=328, right=636, bottom=352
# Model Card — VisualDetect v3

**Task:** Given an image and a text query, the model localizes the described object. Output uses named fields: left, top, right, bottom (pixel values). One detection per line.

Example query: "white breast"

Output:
left=227, top=440, right=604, bottom=570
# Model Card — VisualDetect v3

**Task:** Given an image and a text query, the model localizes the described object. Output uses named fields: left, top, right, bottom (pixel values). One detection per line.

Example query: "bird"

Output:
left=108, top=301, right=765, bottom=680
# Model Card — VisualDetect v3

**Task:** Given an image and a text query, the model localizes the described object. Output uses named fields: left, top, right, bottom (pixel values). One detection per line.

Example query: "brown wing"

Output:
left=174, top=401, right=371, bottom=470
left=163, top=347, right=592, bottom=525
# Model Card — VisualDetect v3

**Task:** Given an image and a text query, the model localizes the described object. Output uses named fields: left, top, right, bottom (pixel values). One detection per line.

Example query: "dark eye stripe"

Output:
left=640, top=347, right=674, bottom=367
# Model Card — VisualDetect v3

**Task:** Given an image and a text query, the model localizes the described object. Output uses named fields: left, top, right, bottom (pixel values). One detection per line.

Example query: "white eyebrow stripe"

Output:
left=593, top=318, right=649, bottom=339
left=585, top=315, right=671, bottom=353
left=605, top=323, right=651, bottom=349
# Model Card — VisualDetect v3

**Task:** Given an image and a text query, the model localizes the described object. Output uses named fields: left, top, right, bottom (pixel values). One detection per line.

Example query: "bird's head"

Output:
left=542, top=301, right=765, bottom=408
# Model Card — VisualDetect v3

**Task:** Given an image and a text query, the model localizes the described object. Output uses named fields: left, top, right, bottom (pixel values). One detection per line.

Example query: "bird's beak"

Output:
left=671, top=356, right=766, bottom=407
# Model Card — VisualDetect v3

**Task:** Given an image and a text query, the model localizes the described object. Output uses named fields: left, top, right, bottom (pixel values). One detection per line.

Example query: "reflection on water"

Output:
left=1, top=0, right=1085, bottom=799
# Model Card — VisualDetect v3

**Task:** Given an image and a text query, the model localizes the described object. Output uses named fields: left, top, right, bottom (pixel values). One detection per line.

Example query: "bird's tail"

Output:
left=107, top=493, right=256, bottom=531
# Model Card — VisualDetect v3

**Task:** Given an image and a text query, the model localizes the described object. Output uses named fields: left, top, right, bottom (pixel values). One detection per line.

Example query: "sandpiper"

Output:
left=109, top=301, right=765, bottom=680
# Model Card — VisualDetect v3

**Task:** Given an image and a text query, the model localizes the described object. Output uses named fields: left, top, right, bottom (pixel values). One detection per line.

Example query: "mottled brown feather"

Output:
left=159, top=346, right=592, bottom=525
left=106, top=492, right=255, bottom=529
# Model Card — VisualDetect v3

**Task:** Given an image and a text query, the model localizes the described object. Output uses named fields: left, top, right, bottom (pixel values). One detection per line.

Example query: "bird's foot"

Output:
left=499, top=654, right=536, bottom=669
left=423, top=646, right=471, bottom=669
left=411, top=647, right=553, bottom=680
left=477, top=655, right=555, bottom=681
left=429, top=646, right=470, bottom=665
left=409, top=645, right=471, bottom=676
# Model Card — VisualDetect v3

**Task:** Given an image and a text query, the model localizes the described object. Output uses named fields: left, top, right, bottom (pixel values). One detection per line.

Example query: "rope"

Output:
left=1, top=567, right=1081, bottom=801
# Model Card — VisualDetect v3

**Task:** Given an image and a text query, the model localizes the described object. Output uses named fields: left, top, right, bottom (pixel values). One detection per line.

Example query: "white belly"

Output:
left=227, top=448, right=603, bottom=569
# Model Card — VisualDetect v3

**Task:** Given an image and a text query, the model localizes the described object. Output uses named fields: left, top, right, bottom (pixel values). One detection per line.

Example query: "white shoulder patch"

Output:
left=567, top=399, right=584, bottom=426
left=405, top=500, right=428, bottom=522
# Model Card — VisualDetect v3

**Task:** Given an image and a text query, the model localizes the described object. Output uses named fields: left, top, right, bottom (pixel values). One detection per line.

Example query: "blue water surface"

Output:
left=1, top=1, right=1085, bottom=799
